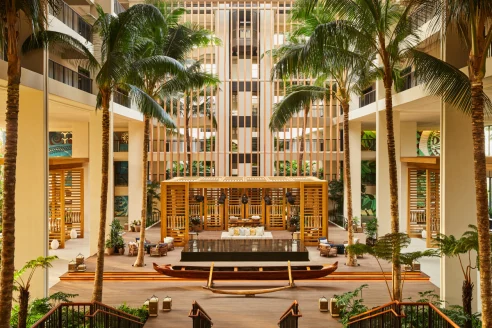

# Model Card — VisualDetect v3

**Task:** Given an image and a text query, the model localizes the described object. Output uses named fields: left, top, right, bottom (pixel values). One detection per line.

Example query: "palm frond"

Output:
left=21, top=30, right=99, bottom=73
left=270, top=85, right=329, bottom=131
left=411, top=49, right=492, bottom=115
left=126, top=84, right=176, bottom=128
left=132, top=55, right=186, bottom=80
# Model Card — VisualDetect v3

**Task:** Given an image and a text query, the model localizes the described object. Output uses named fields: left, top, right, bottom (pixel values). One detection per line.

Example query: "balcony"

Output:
left=113, top=90, right=131, bottom=108
left=409, top=5, right=435, bottom=30
left=400, top=71, right=420, bottom=92
left=50, top=1, right=92, bottom=42
left=48, top=60, right=92, bottom=93
left=359, top=90, right=376, bottom=108
left=114, top=0, right=126, bottom=15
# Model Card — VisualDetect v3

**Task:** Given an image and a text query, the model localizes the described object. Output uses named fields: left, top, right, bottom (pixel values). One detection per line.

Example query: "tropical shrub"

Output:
left=116, top=303, right=149, bottom=323
left=333, top=284, right=369, bottom=327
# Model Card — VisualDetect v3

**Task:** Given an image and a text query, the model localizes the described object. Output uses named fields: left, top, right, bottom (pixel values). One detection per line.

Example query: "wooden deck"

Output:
left=50, top=280, right=438, bottom=327
left=49, top=223, right=438, bottom=327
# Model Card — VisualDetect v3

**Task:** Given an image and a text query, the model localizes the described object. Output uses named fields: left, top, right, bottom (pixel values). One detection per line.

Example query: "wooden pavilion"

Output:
left=160, top=176, right=328, bottom=246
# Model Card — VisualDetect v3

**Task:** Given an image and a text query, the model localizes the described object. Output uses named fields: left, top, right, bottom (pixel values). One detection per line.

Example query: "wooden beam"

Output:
left=400, top=157, right=439, bottom=165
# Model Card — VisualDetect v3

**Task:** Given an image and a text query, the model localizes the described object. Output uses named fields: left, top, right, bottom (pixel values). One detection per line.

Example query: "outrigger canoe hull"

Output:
left=153, top=262, right=338, bottom=280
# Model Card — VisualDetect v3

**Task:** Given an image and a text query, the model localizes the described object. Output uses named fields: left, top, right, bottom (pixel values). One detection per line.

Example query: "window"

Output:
left=239, top=29, right=251, bottom=38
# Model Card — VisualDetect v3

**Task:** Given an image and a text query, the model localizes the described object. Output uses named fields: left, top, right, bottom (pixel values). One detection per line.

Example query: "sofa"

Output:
left=221, top=227, right=273, bottom=239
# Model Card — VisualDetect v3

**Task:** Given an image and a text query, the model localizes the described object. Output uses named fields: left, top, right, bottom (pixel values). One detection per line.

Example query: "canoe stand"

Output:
left=202, top=261, right=296, bottom=297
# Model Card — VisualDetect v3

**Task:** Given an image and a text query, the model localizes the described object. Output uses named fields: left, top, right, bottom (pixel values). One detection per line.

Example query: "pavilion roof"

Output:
left=162, top=176, right=326, bottom=188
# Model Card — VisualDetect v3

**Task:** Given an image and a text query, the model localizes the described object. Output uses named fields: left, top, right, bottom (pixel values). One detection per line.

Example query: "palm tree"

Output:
left=129, top=1, right=219, bottom=267
left=297, top=0, right=436, bottom=300
left=162, top=64, right=220, bottom=172
left=434, top=226, right=489, bottom=328
left=411, top=1, right=492, bottom=322
left=269, top=2, right=375, bottom=266
left=0, top=1, right=97, bottom=325
left=88, top=3, right=176, bottom=302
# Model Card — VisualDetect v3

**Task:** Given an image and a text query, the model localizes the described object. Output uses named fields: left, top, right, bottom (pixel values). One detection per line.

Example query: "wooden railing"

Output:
left=278, top=301, right=302, bottom=328
left=348, top=301, right=460, bottom=328
left=146, top=210, right=161, bottom=228
left=32, top=301, right=143, bottom=328
left=189, top=301, right=213, bottom=328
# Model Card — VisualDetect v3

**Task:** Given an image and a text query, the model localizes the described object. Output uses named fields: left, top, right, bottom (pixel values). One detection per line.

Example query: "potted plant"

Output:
left=288, top=215, right=300, bottom=232
left=353, top=216, right=363, bottom=233
left=190, top=216, right=202, bottom=232
left=130, top=222, right=135, bottom=232
left=364, top=218, right=378, bottom=246
left=116, top=238, right=125, bottom=255
left=105, top=239, right=114, bottom=255
left=134, top=220, right=141, bottom=232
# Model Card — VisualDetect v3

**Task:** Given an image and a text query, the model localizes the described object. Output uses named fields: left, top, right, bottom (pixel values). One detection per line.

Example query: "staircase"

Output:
left=31, top=301, right=143, bottom=328
left=348, top=301, right=459, bottom=327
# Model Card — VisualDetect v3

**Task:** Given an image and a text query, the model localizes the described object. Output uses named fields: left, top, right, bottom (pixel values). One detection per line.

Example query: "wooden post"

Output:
left=425, top=169, right=431, bottom=248
left=204, top=188, right=208, bottom=230
left=300, top=184, right=305, bottom=243
left=80, top=169, right=85, bottom=238
left=60, top=171, right=66, bottom=248
left=185, top=183, right=190, bottom=243
left=322, top=181, right=328, bottom=240
left=161, top=182, right=167, bottom=240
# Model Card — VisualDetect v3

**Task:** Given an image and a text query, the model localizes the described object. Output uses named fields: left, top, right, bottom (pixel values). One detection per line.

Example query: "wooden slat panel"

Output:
left=407, top=168, right=427, bottom=237
left=205, top=188, right=223, bottom=230
left=303, top=184, right=323, bottom=245
left=49, top=170, right=64, bottom=248
left=166, top=185, right=187, bottom=246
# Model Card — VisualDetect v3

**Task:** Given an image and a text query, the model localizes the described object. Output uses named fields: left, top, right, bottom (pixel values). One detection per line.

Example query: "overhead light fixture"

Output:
left=218, top=192, right=226, bottom=204
left=241, top=194, right=249, bottom=204
left=264, top=195, right=272, bottom=205
left=194, top=195, right=204, bottom=203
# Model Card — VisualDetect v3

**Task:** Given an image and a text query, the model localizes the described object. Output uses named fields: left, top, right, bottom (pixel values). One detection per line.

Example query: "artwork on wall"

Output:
left=417, top=130, right=440, bottom=156
left=49, top=132, right=72, bottom=157
left=114, top=132, right=129, bottom=152
left=114, top=196, right=128, bottom=217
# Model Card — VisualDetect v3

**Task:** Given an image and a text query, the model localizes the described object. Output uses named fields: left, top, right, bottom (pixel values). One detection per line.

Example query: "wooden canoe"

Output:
left=153, top=262, right=338, bottom=280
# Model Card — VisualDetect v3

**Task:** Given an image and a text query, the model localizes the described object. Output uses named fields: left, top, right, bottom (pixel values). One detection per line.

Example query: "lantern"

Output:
left=264, top=195, right=272, bottom=205
left=330, top=298, right=341, bottom=317
left=162, top=296, right=172, bottom=312
left=76, top=253, right=85, bottom=266
left=241, top=194, right=249, bottom=204
left=77, top=263, right=87, bottom=272
left=149, top=295, right=159, bottom=317
left=68, top=260, right=77, bottom=272
left=319, top=296, right=329, bottom=312
left=143, top=299, right=150, bottom=307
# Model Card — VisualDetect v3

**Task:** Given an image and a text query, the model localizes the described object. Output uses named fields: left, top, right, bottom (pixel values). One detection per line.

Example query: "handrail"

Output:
left=189, top=301, right=213, bottom=327
left=85, top=309, right=143, bottom=326
left=428, top=303, right=461, bottom=328
left=348, top=301, right=460, bottom=328
left=49, top=1, right=93, bottom=42
left=32, top=301, right=142, bottom=327
left=278, top=301, right=302, bottom=327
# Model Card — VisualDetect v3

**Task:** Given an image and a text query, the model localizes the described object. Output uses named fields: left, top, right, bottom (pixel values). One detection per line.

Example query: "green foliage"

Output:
left=333, top=284, right=369, bottom=327
left=14, top=256, right=59, bottom=292
left=146, top=180, right=161, bottom=218
left=116, top=303, right=149, bottom=323
left=10, top=292, right=78, bottom=328
left=190, top=216, right=201, bottom=226
left=364, top=218, right=378, bottom=240
left=405, top=290, right=482, bottom=328
left=106, top=219, right=125, bottom=249
left=361, top=131, right=376, bottom=151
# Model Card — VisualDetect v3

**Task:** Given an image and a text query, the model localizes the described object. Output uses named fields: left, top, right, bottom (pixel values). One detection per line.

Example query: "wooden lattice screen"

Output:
left=205, top=188, right=223, bottom=230
left=163, top=184, right=188, bottom=246
left=407, top=168, right=440, bottom=247
left=49, top=171, right=64, bottom=248
left=267, top=188, right=285, bottom=229
left=48, top=168, right=84, bottom=249
left=301, top=184, right=324, bottom=245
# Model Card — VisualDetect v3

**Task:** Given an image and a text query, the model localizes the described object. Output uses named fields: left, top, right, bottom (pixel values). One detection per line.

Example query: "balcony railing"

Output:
left=278, top=301, right=302, bottom=328
left=400, top=71, right=420, bottom=92
left=189, top=301, right=213, bottom=328
left=114, top=90, right=131, bottom=107
left=114, top=0, right=126, bottom=15
left=409, top=5, right=435, bottom=30
left=49, top=60, right=92, bottom=93
left=50, top=1, right=92, bottom=42
left=359, top=90, right=376, bottom=108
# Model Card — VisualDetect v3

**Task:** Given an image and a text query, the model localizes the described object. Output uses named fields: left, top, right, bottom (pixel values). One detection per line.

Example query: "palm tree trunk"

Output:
left=134, top=115, right=150, bottom=267
left=298, top=106, right=308, bottom=176
left=92, top=91, right=111, bottom=302
left=462, top=279, right=473, bottom=328
left=186, top=116, right=192, bottom=174
left=470, top=81, right=492, bottom=327
left=0, top=7, right=20, bottom=327
left=342, top=102, right=355, bottom=266
left=17, top=287, right=29, bottom=328
left=384, top=85, right=402, bottom=301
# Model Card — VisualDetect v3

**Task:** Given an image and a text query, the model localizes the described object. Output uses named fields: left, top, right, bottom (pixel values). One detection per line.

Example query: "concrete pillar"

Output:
left=88, top=110, right=113, bottom=255
left=215, top=5, right=230, bottom=176
left=128, top=121, right=144, bottom=226
left=399, top=122, right=417, bottom=233
left=15, top=89, right=48, bottom=299
left=72, top=122, right=89, bottom=158
left=376, top=110, right=400, bottom=235
left=344, top=120, right=361, bottom=219
left=440, top=104, right=477, bottom=310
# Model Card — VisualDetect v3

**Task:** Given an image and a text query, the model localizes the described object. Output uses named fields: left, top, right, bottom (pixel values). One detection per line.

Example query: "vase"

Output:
left=105, top=247, right=114, bottom=255
left=118, top=247, right=125, bottom=255
left=421, top=230, right=427, bottom=239
left=70, top=228, right=78, bottom=239
left=135, top=226, right=141, bottom=232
